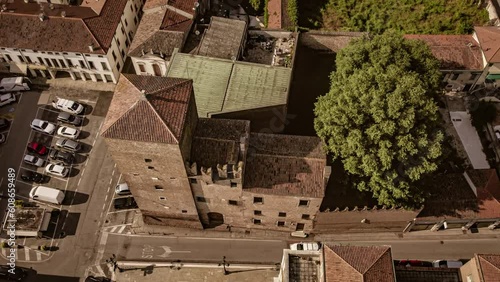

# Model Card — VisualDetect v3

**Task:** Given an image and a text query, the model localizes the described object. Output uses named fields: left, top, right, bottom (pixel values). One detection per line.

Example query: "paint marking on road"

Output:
left=94, top=232, right=109, bottom=266
left=109, top=226, right=118, bottom=233
left=104, top=194, right=108, bottom=201
left=77, top=178, right=82, bottom=186
left=36, top=251, right=42, bottom=261
left=108, top=178, right=113, bottom=184
left=117, top=225, right=126, bottom=233
left=24, top=247, right=30, bottom=261
left=106, top=209, right=139, bottom=215
left=80, top=167, right=85, bottom=177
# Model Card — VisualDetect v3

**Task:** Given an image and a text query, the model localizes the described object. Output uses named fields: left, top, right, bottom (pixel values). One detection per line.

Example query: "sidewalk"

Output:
left=31, top=77, right=116, bottom=92
left=129, top=212, right=500, bottom=242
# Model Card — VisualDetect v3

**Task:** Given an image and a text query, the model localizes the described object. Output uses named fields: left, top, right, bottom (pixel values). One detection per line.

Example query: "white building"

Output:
left=128, top=0, right=208, bottom=77
left=0, top=0, right=143, bottom=83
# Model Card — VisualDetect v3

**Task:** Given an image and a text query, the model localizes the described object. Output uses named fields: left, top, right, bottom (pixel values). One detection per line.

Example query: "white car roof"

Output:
left=59, top=127, right=78, bottom=134
left=48, top=164, right=65, bottom=172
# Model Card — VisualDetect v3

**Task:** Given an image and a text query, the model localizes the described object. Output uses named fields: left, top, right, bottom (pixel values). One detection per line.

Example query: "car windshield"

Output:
left=68, top=115, right=75, bottom=122
left=71, top=103, right=80, bottom=110
left=41, top=122, right=47, bottom=129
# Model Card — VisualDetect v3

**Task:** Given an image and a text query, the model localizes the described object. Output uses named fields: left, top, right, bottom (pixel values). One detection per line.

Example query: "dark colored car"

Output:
left=0, top=118, right=9, bottom=130
left=20, top=171, right=45, bottom=184
left=57, top=112, right=83, bottom=126
left=85, top=276, right=111, bottom=282
left=27, top=142, right=48, bottom=155
left=114, top=197, right=138, bottom=210
left=0, top=265, right=28, bottom=281
left=49, top=149, right=75, bottom=164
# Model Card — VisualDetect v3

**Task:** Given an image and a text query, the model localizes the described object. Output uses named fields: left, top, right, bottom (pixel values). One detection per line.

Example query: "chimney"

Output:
left=49, top=3, right=54, bottom=10
left=185, top=162, right=197, bottom=176
left=234, top=161, right=243, bottom=179
left=217, top=164, right=227, bottom=179
left=38, top=13, right=46, bottom=21
left=61, top=11, right=66, bottom=17
left=88, top=44, right=94, bottom=52
left=1, top=4, right=7, bottom=11
left=201, top=167, right=213, bottom=184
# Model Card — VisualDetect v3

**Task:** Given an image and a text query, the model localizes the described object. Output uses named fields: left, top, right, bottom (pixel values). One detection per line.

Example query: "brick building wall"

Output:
left=104, top=138, right=203, bottom=229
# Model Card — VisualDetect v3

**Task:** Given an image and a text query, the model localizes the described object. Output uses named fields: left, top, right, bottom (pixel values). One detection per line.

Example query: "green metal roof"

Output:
left=486, top=73, right=500, bottom=80
left=166, top=52, right=291, bottom=117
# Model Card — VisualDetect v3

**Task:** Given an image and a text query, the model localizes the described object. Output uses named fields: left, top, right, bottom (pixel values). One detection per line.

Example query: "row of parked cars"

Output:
left=23, top=98, right=85, bottom=179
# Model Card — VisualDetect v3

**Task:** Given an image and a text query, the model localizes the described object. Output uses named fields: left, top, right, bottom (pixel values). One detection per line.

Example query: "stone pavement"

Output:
left=129, top=212, right=500, bottom=242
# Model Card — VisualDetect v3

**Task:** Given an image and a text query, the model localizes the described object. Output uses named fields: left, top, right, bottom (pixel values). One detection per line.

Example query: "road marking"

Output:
left=106, top=209, right=139, bottom=215
left=117, top=225, right=126, bottom=233
left=109, top=226, right=118, bottom=233
left=77, top=178, right=82, bottom=186
left=94, top=232, right=109, bottom=266
left=24, top=247, right=30, bottom=261
left=36, top=252, right=42, bottom=261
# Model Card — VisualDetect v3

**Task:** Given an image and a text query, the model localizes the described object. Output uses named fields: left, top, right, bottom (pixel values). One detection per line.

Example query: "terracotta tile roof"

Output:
left=102, top=74, right=194, bottom=144
left=324, top=244, right=395, bottom=282
left=0, top=0, right=127, bottom=53
left=477, top=254, right=500, bottom=282
left=161, top=9, right=193, bottom=32
left=474, top=26, right=500, bottom=63
left=243, top=133, right=327, bottom=198
left=191, top=118, right=250, bottom=168
left=404, top=34, right=483, bottom=70
left=168, top=0, right=197, bottom=15
left=197, top=17, right=247, bottom=60
left=417, top=170, right=500, bottom=220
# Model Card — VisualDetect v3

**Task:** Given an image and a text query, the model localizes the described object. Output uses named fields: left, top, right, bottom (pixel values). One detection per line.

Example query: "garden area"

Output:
left=298, top=0, right=489, bottom=34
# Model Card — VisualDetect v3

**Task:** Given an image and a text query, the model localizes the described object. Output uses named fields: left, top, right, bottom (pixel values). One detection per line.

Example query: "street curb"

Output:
left=117, top=261, right=279, bottom=269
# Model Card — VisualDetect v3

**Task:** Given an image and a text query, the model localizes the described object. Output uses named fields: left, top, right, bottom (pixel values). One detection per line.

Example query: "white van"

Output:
left=29, top=186, right=65, bottom=205
left=0, top=77, right=31, bottom=93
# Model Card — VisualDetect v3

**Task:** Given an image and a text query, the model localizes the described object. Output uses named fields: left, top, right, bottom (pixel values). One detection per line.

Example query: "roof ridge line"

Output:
left=331, top=248, right=366, bottom=277
left=146, top=78, right=191, bottom=95
left=101, top=98, right=142, bottom=137
left=144, top=97, right=179, bottom=144
left=362, top=247, right=390, bottom=275
left=82, top=16, right=105, bottom=52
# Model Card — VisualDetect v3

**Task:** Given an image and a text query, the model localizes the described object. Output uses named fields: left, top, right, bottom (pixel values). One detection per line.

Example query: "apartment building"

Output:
left=0, top=0, right=142, bottom=83
left=102, top=74, right=330, bottom=232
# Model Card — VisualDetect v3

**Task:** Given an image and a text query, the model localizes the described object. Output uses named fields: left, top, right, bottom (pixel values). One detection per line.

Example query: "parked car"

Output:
left=52, top=98, right=84, bottom=115
left=0, top=93, right=16, bottom=107
left=115, top=183, right=131, bottom=195
left=0, top=265, right=28, bottom=281
left=23, top=154, right=44, bottom=167
left=30, top=119, right=56, bottom=134
left=0, top=133, right=5, bottom=144
left=27, top=141, right=48, bottom=155
left=49, top=149, right=75, bottom=164
left=57, top=112, right=82, bottom=126
left=45, top=163, right=69, bottom=178
left=396, top=260, right=433, bottom=267
left=55, top=138, right=82, bottom=152
left=57, top=126, right=80, bottom=139
left=0, top=77, right=31, bottom=93
left=114, top=197, right=138, bottom=210
left=290, top=242, right=321, bottom=251
left=432, top=260, right=463, bottom=268
left=20, top=171, right=46, bottom=184
left=85, top=276, right=111, bottom=282
left=0, top=118, right=9, bottom=130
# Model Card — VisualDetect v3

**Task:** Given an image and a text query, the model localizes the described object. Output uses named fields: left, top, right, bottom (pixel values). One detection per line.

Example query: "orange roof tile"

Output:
left=474, top=26, right=500, bottom=63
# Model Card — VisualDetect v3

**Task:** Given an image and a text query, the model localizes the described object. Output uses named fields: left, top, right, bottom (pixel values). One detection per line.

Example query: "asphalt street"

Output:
left=103, top=234, right=287, bottom=265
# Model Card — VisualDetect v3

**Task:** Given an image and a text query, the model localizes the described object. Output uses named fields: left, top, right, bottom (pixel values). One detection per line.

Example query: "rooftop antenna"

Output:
left=49, top=3, right=54, bottom=9
left=88, top=43, right=94, bottom=52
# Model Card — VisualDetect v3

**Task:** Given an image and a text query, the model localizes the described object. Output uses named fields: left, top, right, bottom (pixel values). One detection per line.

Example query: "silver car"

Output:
left=57, top=112, right=82, bottom=126
left=23, top=154, right=44, bottom=167
left=55, top=138, right=82, bottom=152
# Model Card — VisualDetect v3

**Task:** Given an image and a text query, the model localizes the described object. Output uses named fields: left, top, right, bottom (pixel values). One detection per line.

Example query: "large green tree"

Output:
left=314, top=31, right=444, bottom=207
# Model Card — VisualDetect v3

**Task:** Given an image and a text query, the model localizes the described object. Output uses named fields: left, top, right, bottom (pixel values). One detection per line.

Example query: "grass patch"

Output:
left=287, top=0, right=299, bottom=29
left=313, top=0, right=488, bottom=34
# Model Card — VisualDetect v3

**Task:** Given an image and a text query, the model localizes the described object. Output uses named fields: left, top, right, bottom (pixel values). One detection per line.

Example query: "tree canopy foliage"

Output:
left=320, top=0, right=488, bottom=34
left=314, top=32, right=444, bottom=207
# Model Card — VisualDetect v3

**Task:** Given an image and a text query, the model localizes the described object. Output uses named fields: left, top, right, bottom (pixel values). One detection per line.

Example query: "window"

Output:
left=17, top=56, right=24, bottom=62
left=228, top=200, right=238, bottom=206
left=301, top=214, right=310, bottom=220
left=117, top=39, right=121, bottom=48
left=277, top=221, right=285, bottom=227
left=116, top=62, right=121, bottom=70
left=154, top=185, right=163, bottom=190
left=138, top=64, right=146, bottom=72
left=190, top=178, right=197, bottom=184
left=152, top=63, right=161, bottom=76
left=51, top=58, right=59, bottom=67
left=112, top=51, right=117, bottom=61
left=125, top=19, right=128, bottom=26
left=253, top=218, right=261, bottom=225
left=121, top=25, right=125, bottom=34
left=147, top=166, right=154, bottom=170
left=88, top=61, right=96, bottom=69
left=278, top=212, right=286, bottom=217
left=63, top=52, right=68, bottom=55
left=79, top=60, right=85, bottom=68
left=230, top=182, right=237, bottom=188
left=58, top=59, right=65, bottom=68
left=253, top=197, right=263, bottom=204
left=66, top=59, right=73, bottom=67
left=181, top=210, right=187, bottom=213
left=159, top=196, right=166, bottom=200
left=128, top=31, right=134, bottom=40
left=121, top=50, right=125, bottom=59
left=295, top=223, right=305, bottom=231
left=45, top=58, right=53, bottom=67
left=38, top=57, right=43, bottom=64
left=47, top=52, right=53, bottom=55
left=196, top=196, right=206, bottom=202
left=134, top=17, right=138, bottom=25
left=26, top=57, right=32, bottom=63
left=144, top=158, right=152, bottom=162
left=125, top=38, right=130, bottom=48
left=254, top=210, right=262, bottom=216
left=489, top=63, right=494, bottom=67
left=105, top=75, right=113, bottom=82
left=4, top=54, right=11, bottom=61
left=101, top=62, right=109, bottom=71
left=298, top=200, right=309, bottom=207
left=470, top=73, right=479, bottom=81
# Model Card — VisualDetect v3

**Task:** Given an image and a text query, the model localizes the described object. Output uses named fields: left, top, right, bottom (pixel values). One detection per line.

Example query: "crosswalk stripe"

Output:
left=24, top=248, right=29, bottom=261
left=117, top=225, right=126, bottom=233
left=36, top=252, right=41, bottom=261
left=109, top=226, right=118, bottom=233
